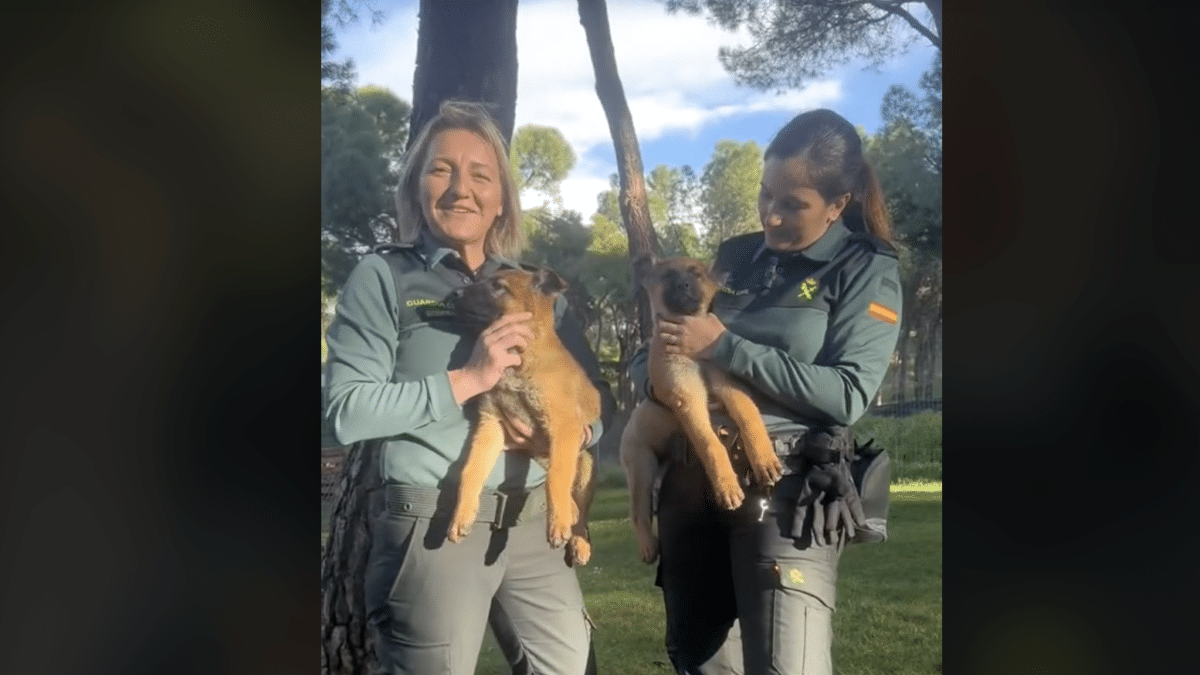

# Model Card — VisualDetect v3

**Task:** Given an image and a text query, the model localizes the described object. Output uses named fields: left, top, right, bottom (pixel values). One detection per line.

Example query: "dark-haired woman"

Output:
left=629, top=108, right=903, bottom=675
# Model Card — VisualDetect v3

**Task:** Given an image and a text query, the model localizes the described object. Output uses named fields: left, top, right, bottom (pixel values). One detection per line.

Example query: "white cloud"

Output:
left=510, top=0, right=848, bottom=218
left=512, top=0, right=845, bottom=154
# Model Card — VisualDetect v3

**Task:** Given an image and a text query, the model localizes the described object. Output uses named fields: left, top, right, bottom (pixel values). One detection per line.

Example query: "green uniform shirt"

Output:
left=325, top=229, right=614, bottom=491
left=630, top=221, right=901, bottom=434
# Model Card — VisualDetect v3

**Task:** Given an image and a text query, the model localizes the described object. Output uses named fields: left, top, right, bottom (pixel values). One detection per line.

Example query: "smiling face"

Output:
left=758, top=154, right=851, bottom=252
left=419, top=128, right=506, bottom=256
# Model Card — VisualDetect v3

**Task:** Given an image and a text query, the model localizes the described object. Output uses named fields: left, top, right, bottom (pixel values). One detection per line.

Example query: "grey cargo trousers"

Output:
left=656, top=458, right=845, bottom=675
left=365, top=501, right=593, bottom=675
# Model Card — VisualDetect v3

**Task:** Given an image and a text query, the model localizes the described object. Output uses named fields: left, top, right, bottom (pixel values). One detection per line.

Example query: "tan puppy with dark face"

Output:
left=446, top=266, right=600, bottom=566
left=620, top=256, right=783, bottom=563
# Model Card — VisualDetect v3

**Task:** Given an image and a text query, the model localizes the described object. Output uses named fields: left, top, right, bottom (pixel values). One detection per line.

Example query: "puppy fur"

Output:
left=446, top=267, right=601, bottom=566
left=620, top=256, right=782, bottom=563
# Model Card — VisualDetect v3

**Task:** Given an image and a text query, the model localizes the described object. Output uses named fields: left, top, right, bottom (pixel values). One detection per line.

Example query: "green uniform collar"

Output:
left=415, top=227, right=520, bottom=276
left=752, top=220, right=852, bottom=264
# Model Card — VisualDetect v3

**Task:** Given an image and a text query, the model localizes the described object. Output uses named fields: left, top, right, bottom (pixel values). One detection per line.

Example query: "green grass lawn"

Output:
left=322, top=480, right=941, bottom=674
left=472, top=482, right=941, bottom=674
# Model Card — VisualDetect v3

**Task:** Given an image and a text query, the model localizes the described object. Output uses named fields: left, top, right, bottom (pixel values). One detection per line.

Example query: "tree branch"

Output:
left=867, top=1, right=941, bottom=49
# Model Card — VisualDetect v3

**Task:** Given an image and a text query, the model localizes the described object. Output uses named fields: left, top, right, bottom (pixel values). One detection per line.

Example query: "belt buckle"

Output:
left=490, top=491, right=509, bottom=530
left=772, top=435, right=790, bottom=456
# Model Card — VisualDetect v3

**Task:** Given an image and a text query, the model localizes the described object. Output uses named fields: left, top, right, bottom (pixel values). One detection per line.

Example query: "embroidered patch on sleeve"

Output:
left=867, top=302, right=898, bottom=324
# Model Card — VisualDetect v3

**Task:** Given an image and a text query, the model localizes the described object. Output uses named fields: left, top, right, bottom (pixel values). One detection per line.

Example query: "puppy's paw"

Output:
left=751, top=453, right=784, bottom=486
left=712, top=476, right=745, bottom=511
left=567, top=536, right=592, bottom=566
left=547, top=509, right=573, bottom=549
left=446, top=505, right=477, bottom=543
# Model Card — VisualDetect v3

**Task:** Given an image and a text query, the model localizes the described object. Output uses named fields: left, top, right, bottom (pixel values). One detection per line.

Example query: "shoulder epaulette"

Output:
left=846, top=232, right=899, bottom=259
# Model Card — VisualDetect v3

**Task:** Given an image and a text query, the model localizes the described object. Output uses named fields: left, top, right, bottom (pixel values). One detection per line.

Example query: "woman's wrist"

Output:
left=447, top=368, right=486, bottom=404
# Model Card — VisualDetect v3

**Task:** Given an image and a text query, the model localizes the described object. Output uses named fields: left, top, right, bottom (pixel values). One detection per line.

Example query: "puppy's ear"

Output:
left=534, top=267, right=568, bottom=296
left=632, top=252, right=658, bottom=285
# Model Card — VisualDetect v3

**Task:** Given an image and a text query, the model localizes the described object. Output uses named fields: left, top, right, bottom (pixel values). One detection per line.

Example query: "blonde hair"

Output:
left=393, top=100, right=524, bottom=258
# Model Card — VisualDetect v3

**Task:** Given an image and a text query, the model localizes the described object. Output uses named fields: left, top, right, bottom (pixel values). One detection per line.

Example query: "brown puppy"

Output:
left=620, top=256, right=782, bottom=563
left=446, top=266, right=601, bottom=566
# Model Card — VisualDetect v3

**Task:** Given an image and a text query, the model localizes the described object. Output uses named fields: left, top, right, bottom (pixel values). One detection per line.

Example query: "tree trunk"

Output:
left=321, top=441, right=384, bottom=675
left=407, top=0, right=519, bottom=151
left=577, top=0, right=661, bottom=343
left=914, top=317, right=930, bottom=401
left=893, top=325, right=908, bottom=405
left=594, top=309, right=605, bottom=364
left=933, top=308, right=942, bottom=398
left=896, top=260, right=922, bottom=404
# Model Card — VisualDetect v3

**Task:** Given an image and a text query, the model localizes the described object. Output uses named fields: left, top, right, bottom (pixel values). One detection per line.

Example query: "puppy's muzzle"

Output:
left=662, top=273, right=705, bottom=315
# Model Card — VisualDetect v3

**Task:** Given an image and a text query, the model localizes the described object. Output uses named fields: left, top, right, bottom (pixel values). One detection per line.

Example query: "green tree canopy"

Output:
left=509, top=124, right=577, bottom=203
left=870, top=52, right=941, bottom=254
left=355, top=85, right=411, bottom=173
left=321, top=85, right=409, bottom=294
left=863, top=53, right=942, bottom=401
left=647, top=164, right=704, bottom=259
left=665, top=0, right=941, bottom=92
left=321, top=0, right=386, bottom=93
left=699, top=139, right=762, bottom=254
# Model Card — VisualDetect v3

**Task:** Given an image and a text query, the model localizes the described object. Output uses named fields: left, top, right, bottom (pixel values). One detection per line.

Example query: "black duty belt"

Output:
left=769, top=432, right=806, bottom=458
left=384, top=482, right=547, bottom=530
left=768, top=431, right=807, bottom=477
left=673, top=428, right=810, bottom=476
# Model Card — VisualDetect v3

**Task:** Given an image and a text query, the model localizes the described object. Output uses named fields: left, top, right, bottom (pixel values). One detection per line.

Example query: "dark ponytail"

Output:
left=857, top=161, right=893, bottom=245
left=765, top=109, right=895, bottom=247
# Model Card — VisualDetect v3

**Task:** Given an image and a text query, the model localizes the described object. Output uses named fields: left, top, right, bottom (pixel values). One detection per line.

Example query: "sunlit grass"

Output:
left=320, top=430, right=942, bottom=674
left=474, top=484, right=941, bottom=674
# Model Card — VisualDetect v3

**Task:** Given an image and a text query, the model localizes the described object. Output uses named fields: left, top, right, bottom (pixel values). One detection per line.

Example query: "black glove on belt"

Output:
left=789, top=428, right=870, bottom=546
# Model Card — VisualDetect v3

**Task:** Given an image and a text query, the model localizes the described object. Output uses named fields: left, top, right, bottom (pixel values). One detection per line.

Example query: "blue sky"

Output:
left=329, top=0, right=939, bottom=221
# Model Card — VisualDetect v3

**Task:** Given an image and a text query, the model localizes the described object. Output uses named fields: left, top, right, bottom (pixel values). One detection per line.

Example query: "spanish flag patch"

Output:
left=867, top=302, right=898, bottom=324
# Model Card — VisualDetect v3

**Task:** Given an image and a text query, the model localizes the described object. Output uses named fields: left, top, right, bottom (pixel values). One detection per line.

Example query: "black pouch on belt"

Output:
left=849, top=437, right=890, bottom=544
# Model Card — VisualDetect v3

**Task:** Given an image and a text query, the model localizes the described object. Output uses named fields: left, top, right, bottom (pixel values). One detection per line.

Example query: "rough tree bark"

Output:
left=320, top=440, right=384, bottom=675
left=407, top=0, right=519, bottom=151
left=578, top=0, right=662, bottom=344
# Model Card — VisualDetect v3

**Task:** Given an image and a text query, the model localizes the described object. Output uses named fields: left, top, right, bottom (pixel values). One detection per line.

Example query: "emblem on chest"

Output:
left=797, top=277, right=819, bottom=301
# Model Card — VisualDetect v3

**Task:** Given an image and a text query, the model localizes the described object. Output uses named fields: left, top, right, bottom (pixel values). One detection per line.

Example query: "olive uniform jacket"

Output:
left=630, top=221, right=902, bottom=435
left=325, top=229, right=615, bottom=492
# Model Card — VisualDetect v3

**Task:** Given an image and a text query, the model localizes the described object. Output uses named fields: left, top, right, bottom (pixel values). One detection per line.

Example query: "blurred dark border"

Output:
left=1, top=1, right=1197, bottom=673
left=0, top=2, right=319, bottom=674
left=943, top=2, right=1199, bottom=673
